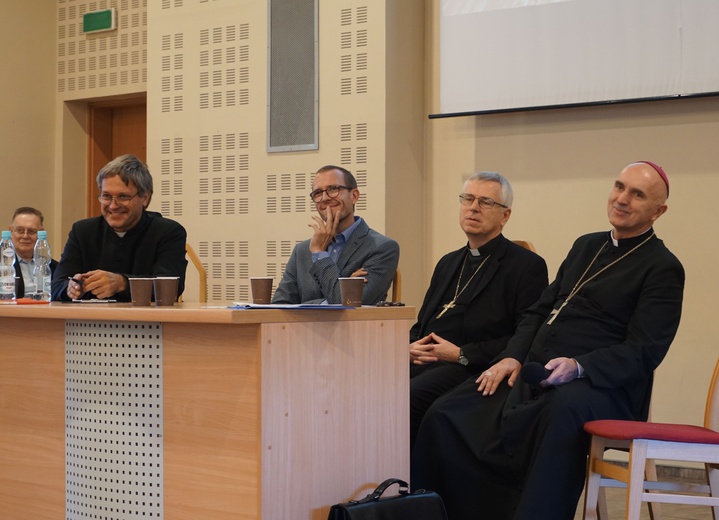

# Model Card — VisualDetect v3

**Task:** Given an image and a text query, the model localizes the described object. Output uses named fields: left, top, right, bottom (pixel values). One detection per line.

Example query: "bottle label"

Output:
left=0, top=275, right=15, bottom=296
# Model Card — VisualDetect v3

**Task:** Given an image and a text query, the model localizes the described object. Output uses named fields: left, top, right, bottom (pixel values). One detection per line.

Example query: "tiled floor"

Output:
left=572, top=474, right=713, bottom=519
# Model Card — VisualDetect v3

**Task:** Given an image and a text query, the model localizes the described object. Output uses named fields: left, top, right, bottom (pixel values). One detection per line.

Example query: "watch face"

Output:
left=458, top=356, right=469, bottom=366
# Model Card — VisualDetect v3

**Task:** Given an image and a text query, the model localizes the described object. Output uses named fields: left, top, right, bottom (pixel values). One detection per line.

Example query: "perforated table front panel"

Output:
left=65, top=320, right=164, bottom=519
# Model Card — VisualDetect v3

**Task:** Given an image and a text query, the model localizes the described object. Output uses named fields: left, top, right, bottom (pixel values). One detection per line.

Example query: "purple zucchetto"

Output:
left=638, top=160, right=669, bottom=197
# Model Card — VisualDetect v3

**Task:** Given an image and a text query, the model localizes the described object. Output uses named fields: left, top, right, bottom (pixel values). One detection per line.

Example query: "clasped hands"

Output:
left=410, top=332, right=460, bottom=365
left=476, top=357, right=580, bottom=396
left=67, top=270, right=127, bottom=300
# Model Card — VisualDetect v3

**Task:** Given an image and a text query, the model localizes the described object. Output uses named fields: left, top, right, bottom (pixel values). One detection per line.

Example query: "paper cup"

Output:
left=129, top=277, right=153, bottom=306
left=250, top=277, right=273, bottom=304
left=339, top=277, right=364, bottom=307
left=153, top=277, right=179, bottom=306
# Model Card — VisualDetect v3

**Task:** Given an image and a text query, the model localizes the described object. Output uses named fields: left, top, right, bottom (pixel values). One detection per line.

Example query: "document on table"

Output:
left=229, top=302, right=354, bottom=309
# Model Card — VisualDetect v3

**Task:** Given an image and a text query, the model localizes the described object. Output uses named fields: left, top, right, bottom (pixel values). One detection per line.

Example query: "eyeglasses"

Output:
left=375, top=301, right=405, bottom=307
left=98, top=192, right=140, bottom=206
left=11, top=227, right=39, bottom=238
left=309, top=185, right=353, bottom=203
left=458, top=194, right=509, bottom=210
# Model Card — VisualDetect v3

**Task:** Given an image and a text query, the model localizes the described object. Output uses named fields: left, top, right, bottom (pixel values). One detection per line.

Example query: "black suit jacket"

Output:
left=411, top=235, right=548, bottom=369
left=51, top=211, right=187, bottom=302
left=14, top=256, right=59, bottom=298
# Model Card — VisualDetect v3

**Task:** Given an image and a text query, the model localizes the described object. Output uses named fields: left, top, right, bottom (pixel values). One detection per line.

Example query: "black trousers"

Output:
left=410, top=362, right=477, bottom=452
left=411, top=377, right=635, bottom=520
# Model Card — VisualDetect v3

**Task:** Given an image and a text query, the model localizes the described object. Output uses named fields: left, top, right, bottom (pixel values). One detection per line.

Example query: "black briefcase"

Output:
left=327, top=478, right=448, bottom=520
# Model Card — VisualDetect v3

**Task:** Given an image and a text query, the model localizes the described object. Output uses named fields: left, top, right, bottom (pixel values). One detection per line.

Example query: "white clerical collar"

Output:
left=468, top=248, right=481, bottom=257
left=610, top=227, right=652, bottom=247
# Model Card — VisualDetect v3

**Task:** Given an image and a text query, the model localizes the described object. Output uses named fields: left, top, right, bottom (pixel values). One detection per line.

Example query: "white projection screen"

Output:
left=437, top=0, right=719, bottom=117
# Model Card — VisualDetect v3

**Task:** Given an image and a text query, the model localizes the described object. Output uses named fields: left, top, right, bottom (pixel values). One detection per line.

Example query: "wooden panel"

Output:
left=87, top=106, right=113, bottom=217
left=163, top=322, right=261, bottom=520
left=111, top=104, right=147, bottom=160
left=0, top=318, right=65, bottom=520
left=261, top=319, right=411, bottom=520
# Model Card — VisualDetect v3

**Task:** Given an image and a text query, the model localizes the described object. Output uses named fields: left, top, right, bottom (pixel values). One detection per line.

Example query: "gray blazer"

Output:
left=273, top=218, right=399, bottom=304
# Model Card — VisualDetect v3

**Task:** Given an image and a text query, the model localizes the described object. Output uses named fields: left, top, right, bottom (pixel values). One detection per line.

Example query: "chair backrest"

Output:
left=704, top=357, right=719, bottom=430
left=512, top=240, right=536, bottom=252
left=185, top=243, right=208, bottom=303
left=391, top=268, right=402, bottom=302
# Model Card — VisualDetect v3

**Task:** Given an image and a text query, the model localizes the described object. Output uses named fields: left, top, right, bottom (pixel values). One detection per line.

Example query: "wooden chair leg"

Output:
left=583, top=437, right=606, bottom=520
left=625, top=440, right=649, bottom=520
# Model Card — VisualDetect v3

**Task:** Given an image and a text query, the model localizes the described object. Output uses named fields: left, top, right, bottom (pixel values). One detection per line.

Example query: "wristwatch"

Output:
left=457, top=349, right=469, bottom=366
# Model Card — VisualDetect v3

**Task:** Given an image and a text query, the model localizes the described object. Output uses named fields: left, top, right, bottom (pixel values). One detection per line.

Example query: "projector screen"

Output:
left=436, top=0, right=719, bottom=117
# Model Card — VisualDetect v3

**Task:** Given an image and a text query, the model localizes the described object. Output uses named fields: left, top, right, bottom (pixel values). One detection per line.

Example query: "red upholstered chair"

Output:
left=582, top=357, right=719, bottom=519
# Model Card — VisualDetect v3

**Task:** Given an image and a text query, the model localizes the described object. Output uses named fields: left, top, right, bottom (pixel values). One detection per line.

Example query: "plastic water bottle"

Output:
left=33, top=230, right=52, bottom=302
left=0, top=230, right=16, bottom=303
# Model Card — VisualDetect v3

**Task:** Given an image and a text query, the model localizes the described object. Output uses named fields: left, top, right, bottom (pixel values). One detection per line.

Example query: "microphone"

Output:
left=520, top=362, right=551, bottom=385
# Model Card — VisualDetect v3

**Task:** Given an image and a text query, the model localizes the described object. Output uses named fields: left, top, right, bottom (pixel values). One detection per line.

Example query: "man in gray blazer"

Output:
left=273, top=165, right=399, bottom=305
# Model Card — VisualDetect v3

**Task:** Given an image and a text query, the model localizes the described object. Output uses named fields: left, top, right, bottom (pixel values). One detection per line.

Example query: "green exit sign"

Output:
left=82, top=9, right=116, bottom=34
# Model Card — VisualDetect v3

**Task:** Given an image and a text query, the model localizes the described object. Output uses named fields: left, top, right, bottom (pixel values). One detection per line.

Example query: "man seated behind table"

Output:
left=409, top=171, right=548, bottom=451
left=272, top=165, right=399, bottom=305
left=51, top=154, right=187, bottom=302
left=410, top=161, right=685, bottom=520
left=9, top=206, right=59, bottom=298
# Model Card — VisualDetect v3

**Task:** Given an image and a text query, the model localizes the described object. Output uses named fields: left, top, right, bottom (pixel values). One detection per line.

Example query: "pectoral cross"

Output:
left=547, top=300, right=568, bottom=326
left=436, top=300, right=456, bottom=319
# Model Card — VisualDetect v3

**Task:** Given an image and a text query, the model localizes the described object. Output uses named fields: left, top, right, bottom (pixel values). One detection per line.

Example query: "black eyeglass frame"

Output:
left=458, top=194, right=509, bottom=210
left=309, top=185, right=354, bottom=203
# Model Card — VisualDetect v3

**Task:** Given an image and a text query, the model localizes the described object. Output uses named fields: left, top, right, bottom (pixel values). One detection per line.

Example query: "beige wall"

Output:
left=425, top=0, right=719, bottom=427
left=1, top=2, right=56, bottom=232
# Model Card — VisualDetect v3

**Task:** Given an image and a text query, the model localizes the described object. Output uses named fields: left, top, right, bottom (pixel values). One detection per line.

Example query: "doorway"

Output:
left=87, top=96, right=147, bottom=217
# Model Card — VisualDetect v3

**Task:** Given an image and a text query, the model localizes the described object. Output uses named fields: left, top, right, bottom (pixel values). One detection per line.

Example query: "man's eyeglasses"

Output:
left=375, top=301, right=405, bottom=307
left=11, top=227, right=39, bottom=238
left=98, top=192, right=140, bottom=207
left=458, top=194, right=509, bottom=210
left=309, top=185, right=353, bottom=203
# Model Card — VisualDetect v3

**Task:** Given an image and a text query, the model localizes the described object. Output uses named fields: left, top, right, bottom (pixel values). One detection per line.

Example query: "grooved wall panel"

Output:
left=58, top=2, right=387, bottom=303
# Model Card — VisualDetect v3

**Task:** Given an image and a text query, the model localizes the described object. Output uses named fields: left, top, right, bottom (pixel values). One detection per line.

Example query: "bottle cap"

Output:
left=1, top=230, right=10, bottom=239
left=37, top=231, right=47, bottom=240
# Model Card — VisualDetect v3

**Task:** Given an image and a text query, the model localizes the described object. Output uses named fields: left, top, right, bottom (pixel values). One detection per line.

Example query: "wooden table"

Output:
left=0, top=302, right=414, bottom=520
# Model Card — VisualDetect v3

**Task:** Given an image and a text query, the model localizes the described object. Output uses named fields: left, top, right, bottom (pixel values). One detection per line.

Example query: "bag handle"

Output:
left=363, top=478, right=409, bottom=502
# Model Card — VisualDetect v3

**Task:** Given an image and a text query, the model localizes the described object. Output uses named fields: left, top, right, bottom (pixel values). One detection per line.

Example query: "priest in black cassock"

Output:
left=411, top=161, right=685, bottom=520
left=409, top=171, right=548, bottom=450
